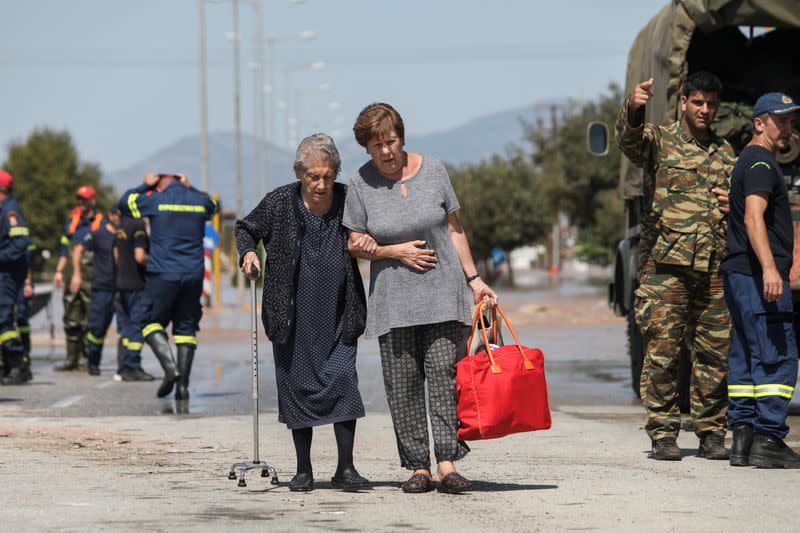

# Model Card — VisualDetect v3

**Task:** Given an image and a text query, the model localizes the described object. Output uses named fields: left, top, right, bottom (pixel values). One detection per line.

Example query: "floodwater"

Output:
left=6, top=279, right=799, bottom=425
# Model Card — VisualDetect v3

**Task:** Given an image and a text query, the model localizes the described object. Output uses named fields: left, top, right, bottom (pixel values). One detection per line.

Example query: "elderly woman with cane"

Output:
left=235, top=133, right=368, bottom=492
left=344, top=103, right=497, bottom=494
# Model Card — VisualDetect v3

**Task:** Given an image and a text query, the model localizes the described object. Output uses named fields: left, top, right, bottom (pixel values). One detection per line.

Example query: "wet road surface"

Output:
left=4, top=282, right=798, bottom=433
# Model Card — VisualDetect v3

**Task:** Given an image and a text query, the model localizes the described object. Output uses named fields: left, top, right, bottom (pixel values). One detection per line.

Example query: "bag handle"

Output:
left=466, top=301, right=534, bottom=374
left=464, top=301, right=498, bottom=357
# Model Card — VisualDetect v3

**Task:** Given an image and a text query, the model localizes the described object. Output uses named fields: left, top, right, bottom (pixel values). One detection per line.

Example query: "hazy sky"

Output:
left=1, top=0, right=668, bottom=174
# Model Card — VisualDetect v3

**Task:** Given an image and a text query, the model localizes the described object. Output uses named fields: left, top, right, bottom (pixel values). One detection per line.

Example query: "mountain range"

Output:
left=104, top=103, right=553, bottom=212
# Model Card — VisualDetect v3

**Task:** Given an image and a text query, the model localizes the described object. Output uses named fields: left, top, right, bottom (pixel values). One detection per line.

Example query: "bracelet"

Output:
left=465, top=273, right=480, bottom=284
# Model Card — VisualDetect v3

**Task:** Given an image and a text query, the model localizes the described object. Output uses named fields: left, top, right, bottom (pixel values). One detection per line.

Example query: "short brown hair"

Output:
left=352, top=102, right=405, bottom=148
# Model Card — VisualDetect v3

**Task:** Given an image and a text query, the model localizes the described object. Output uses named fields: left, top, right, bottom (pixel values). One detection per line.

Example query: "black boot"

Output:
left=651, top=437, right=682, bottom=461
left=54, top=336, right=82, bottom=371
left=749, top=433, right=800, bottom=469
left=20, top=331, right=32, bottom=382
left=729, top=424, right=754, bottom=466
left=697, top=431, right=730, bottom=460
left=1, top=351, right=26, bottom=385
left=146, top=331, right=179, bottom=398
left=174, top=344, right=195, bottom=401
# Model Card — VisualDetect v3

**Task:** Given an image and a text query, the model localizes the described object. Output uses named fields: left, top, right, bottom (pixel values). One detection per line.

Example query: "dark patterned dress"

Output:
left=272, top=193, right=365, bottom=429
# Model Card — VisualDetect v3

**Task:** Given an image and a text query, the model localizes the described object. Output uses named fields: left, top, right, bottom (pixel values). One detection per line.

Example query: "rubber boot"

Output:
left=55, top=336, right=82, bottom=371
left=175, top=344, right=195, bottom=401
left=146, top=331, right=179, bottom=398
left=116, top=337, right=125, bottom=376
left=20, top=331, right=32, bottom=382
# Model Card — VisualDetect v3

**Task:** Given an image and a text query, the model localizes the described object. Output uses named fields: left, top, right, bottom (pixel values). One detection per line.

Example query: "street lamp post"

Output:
left=283, top=61, right=326, bottom=149
left=231, top=0, right=245, bottom=303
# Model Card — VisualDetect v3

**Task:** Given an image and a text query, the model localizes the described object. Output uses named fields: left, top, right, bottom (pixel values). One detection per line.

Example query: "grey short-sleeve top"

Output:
left=343, top=156, right=473, bottom=338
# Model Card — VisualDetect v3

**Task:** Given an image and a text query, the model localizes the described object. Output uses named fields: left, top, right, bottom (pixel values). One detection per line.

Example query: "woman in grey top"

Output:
left=343, top=103, right=497, bottom=494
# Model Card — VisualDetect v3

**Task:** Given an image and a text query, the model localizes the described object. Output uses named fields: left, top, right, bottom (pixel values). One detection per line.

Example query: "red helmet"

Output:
left=0, top=170, right=12, bottom=188
left=75, top=185, right=96, bottom=200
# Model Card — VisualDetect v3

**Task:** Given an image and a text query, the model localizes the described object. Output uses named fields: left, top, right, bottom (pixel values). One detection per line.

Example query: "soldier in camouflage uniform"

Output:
left=616, top=72, right=736, bottom=461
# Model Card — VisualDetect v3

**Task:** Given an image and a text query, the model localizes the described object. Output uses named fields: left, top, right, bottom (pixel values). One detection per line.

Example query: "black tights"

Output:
left=291, top=419, right=356, bottom=476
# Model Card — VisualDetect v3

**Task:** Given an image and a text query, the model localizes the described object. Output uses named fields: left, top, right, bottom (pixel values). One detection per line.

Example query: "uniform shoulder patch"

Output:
left=750, top=161, right=771, bottom=171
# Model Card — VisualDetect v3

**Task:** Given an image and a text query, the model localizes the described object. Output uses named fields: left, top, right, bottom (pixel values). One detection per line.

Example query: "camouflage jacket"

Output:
left=616, top=96, right=736, bottom=274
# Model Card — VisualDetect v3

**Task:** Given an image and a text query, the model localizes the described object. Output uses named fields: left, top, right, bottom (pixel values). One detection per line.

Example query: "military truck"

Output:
left=589, top=0, right=800, bottom=405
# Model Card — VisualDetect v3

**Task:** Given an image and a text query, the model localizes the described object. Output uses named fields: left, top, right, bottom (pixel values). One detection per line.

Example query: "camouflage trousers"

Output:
left=634, top=257, right=730, bottom=440
left=63, top=287, right=90, bottom=343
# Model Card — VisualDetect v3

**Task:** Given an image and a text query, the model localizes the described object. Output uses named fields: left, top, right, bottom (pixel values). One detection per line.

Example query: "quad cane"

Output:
left=227, top=265, right=279, bottom=488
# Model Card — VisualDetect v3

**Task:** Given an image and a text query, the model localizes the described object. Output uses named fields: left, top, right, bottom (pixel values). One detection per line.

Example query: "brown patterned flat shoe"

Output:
left=436, top=472, right=471, bottom=494
left=401, top=473, right=433, bottom=493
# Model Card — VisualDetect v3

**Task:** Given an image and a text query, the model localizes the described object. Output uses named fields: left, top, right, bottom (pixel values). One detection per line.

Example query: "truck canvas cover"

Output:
left=620, top=0, right=800, bottom=198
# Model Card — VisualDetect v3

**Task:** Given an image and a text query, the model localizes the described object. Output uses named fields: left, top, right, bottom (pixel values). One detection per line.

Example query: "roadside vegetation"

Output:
left=450, top=84, right=624, bottom=271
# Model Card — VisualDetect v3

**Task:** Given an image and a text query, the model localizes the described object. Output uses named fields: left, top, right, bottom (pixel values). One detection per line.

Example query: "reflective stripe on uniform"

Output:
left=728, top=384, right=755, bottom=398
left=157, top=204, right=206, bottom=213
left=18, top=325, right=31, bottom=334
left=60, top=235, right=70, bottom=246
left=126, top=341, right=143, bottom=350
left=173, top=335, right=197, bottom=345
left=26, top=244, right=36, bottom=251
left=86, top=332, right=104, bottom=345
left=142, top=323, right=164, bottom=337
left=9, top=227, right=29, bottom=237
left=0, top=329, right=20, bottom=344
left=128, top=193, right=142, bottom=219
left=753, top=384, right=794, bottom=399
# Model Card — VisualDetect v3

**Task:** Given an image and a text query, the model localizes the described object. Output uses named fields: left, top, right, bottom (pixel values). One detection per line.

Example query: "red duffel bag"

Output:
left=456, top=301, right=551, bottom=440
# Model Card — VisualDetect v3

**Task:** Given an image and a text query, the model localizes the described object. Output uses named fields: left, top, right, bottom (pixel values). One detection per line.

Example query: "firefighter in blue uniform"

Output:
left=0, top=170, right=34, bottom=385
left=72, top=209, right=123, bottom=376
left=53, top=186, right=100, bottom=371
left=113, top=212, right=155, bottom=382
left=118, top=172, right=216, bottom=399
left=15, top=242, right=36, bottom=382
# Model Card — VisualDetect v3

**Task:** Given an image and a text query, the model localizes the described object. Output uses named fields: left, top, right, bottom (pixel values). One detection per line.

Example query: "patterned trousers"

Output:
left=378, top=320, right=470, bottom=470
left=635, top=257, right=730, bottom=440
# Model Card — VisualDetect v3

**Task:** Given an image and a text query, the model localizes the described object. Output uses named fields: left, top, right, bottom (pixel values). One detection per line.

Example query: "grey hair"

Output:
left=293, top=133, right=341, bottom=176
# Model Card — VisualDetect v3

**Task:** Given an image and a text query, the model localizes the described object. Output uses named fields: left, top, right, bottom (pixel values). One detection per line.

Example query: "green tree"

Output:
left=524, top=84, right=624, bottom=263
left=3, top=129, right=115, bottom=264
left=450, top=152, right=555, bottom=271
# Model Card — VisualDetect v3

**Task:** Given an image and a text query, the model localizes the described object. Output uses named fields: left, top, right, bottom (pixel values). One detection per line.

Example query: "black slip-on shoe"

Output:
left=289, top=472, right=314, bottom=492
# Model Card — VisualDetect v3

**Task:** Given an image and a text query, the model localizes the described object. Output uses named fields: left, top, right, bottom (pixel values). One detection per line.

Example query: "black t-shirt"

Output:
left=721, top=145, right=793, bottom=279
left=82, top=222, right=117, bottom=291
left=115, top=216, right=149, bottom=291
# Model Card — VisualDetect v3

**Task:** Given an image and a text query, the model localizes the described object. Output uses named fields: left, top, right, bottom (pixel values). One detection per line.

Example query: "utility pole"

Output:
left=197, top=0, right=209, bottom=192
left=232, top=0, right=244, bottom=304
left=252, top=0, right=266, bottom=198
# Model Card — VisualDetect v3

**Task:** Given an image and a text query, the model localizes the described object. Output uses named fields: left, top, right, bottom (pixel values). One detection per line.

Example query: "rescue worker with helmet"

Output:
left=72, top=208, right=121, bottom=376
left=0, top=169, right=34, bottom=385
left=117, top=172, right=216, bottom=399
left=53, top=185, right=101, bottom=371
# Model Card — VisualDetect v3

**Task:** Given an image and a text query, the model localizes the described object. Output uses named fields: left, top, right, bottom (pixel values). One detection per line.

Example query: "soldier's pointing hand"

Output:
left=630, top=78, right=655, bottom=111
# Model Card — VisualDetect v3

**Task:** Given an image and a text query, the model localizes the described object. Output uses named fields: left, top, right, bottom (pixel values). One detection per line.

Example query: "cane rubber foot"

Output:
left=271, top=476, right=279, bottom=485
left=261, top=469, right=268, bottom=477
left=238, top=479, right=247, bottom=487
left=228, top=471, right=237, bottom=480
